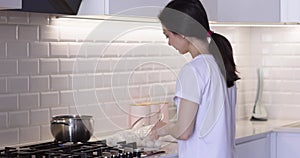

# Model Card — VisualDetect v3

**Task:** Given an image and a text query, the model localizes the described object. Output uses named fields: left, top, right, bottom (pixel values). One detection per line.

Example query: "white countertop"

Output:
left=235, top=119, right=299, bottom=143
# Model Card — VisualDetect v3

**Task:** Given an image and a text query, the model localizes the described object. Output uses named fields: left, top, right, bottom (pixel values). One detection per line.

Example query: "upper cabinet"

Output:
left=78, top=0, right=170, bottom=17
left=0, top=0, right=21, bottom=10
left=201, top=0, right=300, bottom=22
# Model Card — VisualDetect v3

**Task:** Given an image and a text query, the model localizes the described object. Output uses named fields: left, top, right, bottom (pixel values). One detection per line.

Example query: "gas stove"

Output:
left=0, top=140, right=165, bottom=158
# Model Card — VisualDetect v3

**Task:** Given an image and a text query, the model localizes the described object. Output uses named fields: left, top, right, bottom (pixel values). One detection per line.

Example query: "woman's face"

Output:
left=163, top=27, right=190, bottom=54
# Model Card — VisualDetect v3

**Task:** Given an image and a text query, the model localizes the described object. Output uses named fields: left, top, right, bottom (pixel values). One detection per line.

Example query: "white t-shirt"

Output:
left=174, top=54, right=237, bottom=158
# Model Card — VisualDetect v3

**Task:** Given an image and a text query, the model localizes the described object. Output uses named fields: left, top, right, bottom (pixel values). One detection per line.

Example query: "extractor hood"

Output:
left=21, top=0, right=82, bottom=15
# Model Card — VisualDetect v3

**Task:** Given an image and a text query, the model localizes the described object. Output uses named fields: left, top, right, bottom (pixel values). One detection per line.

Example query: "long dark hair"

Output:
left=158, top=0, right=240, bottom=87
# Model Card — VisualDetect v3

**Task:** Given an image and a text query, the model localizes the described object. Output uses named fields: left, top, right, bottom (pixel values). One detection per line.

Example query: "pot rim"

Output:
left=52, top=115, right=93, bottom=119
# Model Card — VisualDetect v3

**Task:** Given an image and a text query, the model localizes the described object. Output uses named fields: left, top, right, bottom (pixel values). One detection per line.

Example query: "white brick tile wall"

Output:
left=100, top=73, right=113, bottom=88
left=0, top=25, right=17, bottom=41
left=160, top=70, right=176, bottom=82
left=40, top=25, right=59, bottom=41
left=18, top=25, right=39, bottom=41
left=0, top=129, right=18, bottom=146
left=102, top=43, right=122, bottom=57
left=71, top=74, right=90, bottom=89
left=40, top=59, right=58, bottom=74
left=7, top=76, right=29, bottom=93
left=40, top=92, right=59, bottom=107
left=2, top=11, right=300, bottom=146
left=50, top=42, right=68, bottom=57
left=0, top=112, right=8, bottom=130
left=95, top=59, right=111, bottom=73
left=60, top=90, right=75, bottom=106
left=69, top=74, right=93, bottom=90
left=56, top=19, right=98, bottom=42
left=73, top=90, right=98, bottom=105
left=6, top=42, right=28, bottom=58
left=7, top=12, right=29, bottom=24
left=30, top=108, right=50, bottom=125
left=73, top=59, right=98, bottom=73
left=0, top=77, right=6, bottom=93
left=75, top=104, right=103, bottom=118
left=263, top=68, right=295, bottom=80
left=18, top=59, right=39, bottom=75
left=19, top=93, right=39, bottom=109
left=29, top=42, right=49, bottom=57
left=68, top=106, right=79, bottom=115
left=0, top=12, right=7, bottom=23
left=9, top=111, right=29, bottom=128
left=40, top=125, right=52, bottom=140
left=128, top=86, right=140, bottom=99
left=280, top=80, right=300, bottom=92
left=0, top=42, right=5, bottom=58
left=0, top=59, right=17, bottom=75
left=20, top=126, right=40, bottom=144
left=29, top=13, right=50, bottom=25
left=69, top=43, right=85, bottom=57
left=50, top=107, right=69, bottom=117
left=101, top=102, right=130, bottom=117
left=111, top=73, right=131, bottom=87
left=85, top=43, right=107, bottom=57
left=0, top=94, right=18, bottom=112
left=112, top=87, right=131, bottom=101
left=50, top=75, right=69, bottom=91
left=266, top=105, right=300, bottom=120
left=30, top=75, right=49, bottom=92
left=59, top=58, right=75, bottom=73
left=96, top=88, right=114, bottom=103
left=93, top=115, right=129, bottom=133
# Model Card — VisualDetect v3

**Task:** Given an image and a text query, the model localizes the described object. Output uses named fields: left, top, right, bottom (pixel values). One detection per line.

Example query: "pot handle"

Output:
left=51, top=120, right=70, bottom=126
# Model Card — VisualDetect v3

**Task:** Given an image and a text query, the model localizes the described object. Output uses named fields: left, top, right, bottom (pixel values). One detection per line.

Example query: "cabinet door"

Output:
left=107, top=0, right=170, bottom=17
left=218, top=0, right=280, bottom=22
left=276, top=132, right=300, bottom=158
left=236, top=136, right=270, bottom=158
left=200, top=0, right=218, bottom=22
left=77, top=0, right=105, bottom=15
left=0, top=0, right=21, bottom=10
left=281, top=0, right=300, bottom=22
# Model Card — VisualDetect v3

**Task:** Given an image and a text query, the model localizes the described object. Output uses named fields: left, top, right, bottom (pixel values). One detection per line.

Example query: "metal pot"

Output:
left=50, top=115, right=94, bottom=143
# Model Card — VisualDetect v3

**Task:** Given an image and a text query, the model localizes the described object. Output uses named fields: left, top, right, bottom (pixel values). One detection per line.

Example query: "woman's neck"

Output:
left=187, top=37, right=209, bottom=58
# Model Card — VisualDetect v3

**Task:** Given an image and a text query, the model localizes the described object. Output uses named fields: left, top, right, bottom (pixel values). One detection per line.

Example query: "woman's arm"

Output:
left=153, top=98, right=199, bottom=140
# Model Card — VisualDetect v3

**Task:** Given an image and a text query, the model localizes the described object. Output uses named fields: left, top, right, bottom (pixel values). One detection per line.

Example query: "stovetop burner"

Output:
left=0, top=140, right=145, bottom=158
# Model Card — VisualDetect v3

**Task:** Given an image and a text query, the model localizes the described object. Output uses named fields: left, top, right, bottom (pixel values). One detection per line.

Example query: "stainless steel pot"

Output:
left=50, top=115, right=94, bottom=143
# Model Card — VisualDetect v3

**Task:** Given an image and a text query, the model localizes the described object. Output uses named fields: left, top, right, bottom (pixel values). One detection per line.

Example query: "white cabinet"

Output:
left=236, top=135, right=270, bottom=158
left=78, top=0, right=170, bottom=17
left=0, top=0, right=21, bottom=10
left=275, top=132, right=300, bottom=158
left=280, top=0, right=300, bottom=22
left=201, top=0, right=300, bottom=22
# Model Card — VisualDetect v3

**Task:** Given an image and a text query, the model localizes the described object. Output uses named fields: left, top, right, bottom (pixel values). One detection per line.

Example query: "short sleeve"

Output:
left=174, top=64, right=203, bottom=105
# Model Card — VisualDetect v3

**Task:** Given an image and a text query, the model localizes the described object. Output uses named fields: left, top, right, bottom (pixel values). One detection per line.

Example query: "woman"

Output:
left=150, top=0, right=240, bottom=157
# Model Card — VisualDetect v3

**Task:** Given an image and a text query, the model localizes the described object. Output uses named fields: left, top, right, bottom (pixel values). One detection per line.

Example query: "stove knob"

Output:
left=101, top=151, right=112, bottom=158
left=133, top=149, right=142, bottom=158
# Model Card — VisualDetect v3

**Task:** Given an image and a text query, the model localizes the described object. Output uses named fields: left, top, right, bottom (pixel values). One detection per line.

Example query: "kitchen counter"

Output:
left=158, top=118, right=300, bottom=158
left=235, top=118, right=299, bottom=144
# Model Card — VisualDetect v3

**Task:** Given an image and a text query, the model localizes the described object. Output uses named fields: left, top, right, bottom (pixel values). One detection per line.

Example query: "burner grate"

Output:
left=0, top=140, right=143, bottom=158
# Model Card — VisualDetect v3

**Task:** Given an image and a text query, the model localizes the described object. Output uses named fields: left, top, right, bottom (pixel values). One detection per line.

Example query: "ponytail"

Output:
left=209, top=32, right=240, bottom=87
left=158, top=0, right=240, bottom=87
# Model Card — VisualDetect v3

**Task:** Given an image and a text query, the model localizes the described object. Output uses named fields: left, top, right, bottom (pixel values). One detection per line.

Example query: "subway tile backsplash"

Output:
left=0, top=11, right=300, bottom=146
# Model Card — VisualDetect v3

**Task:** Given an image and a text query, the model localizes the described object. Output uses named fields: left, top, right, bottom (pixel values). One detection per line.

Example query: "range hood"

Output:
left=21, top=0, right=82, bottom=15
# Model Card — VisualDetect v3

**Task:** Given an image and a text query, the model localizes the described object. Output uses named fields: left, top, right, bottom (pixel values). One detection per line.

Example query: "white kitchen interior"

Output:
left=1, top=0, right=300, bottom=157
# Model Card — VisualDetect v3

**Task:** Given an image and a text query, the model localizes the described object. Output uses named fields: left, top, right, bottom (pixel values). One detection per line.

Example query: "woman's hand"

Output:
left=148, top=120, right=167, bottom=140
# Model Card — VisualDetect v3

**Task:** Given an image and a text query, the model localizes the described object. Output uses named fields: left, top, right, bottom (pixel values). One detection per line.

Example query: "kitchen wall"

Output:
left=0, top=11, right=300, bottom=147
